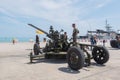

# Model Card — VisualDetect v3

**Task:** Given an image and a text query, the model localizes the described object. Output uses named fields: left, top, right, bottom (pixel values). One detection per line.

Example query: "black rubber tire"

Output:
left=110, top=40, right=118, bottom=48
left=67, top=47, right=85, bottom=70
left=92, top=46, right=109, bottom=64
left=33, top=43, right=40, bottom=55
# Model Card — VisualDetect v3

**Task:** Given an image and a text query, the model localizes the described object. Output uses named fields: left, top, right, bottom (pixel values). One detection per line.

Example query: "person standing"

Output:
left=90, top=36, right=94, bottom=45
left=103, top=39, right=106, bottom=46
left=90, top=36, right=94, bottom=50
left=64, top=32, right=68, bottom=41
left=36, top=35, right=39, bottom=44
left=12, top=38, right=15, bottom=45
left=49, top=25, right=54, bottom=39
left=34, top=35, right=42, bottom=55
left=72, top=23, right=79, bottom=45
left=63, top=32, right=68, bottom=45
left=94, top=36, right=97, bottom=45
left=62, top=32, right=68, bottom=51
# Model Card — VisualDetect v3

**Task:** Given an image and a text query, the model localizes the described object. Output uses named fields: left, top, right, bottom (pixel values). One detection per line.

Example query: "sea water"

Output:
left=0, top=37, right=35, bottom=43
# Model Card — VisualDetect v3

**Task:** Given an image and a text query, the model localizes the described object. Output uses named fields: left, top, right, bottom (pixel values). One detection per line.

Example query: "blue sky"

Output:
left=0, top=0, right=120, bottom=38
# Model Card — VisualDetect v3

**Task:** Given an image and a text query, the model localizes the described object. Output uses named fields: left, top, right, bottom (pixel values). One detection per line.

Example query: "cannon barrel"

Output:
left=28, top=24, right=49, bottom=35
left=28, top=24, right=53, bottom=39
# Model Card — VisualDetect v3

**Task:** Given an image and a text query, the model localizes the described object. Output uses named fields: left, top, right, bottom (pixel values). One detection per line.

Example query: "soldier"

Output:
left=49, top=25, right=54, bottom=39
left=72, top=23, right=79, bottom=45
left=49, top=26, right=54, bottom=34
left=35, top=35, right=39, bottom=44
left=62, top=32, right=68, bottom=51
left=64, top=32, right=68, bottom=41
left=63, top=32, right=68, bottom=45
left=34, top=35, right=42, bottom=55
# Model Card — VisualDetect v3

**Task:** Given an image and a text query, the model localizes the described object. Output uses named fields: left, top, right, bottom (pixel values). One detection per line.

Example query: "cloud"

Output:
left=36, top=0, right=72, bottom=10
left=0, top=0, right=113, bottom=31
left=95, top=0, right=112, bottom=8
left=0, top=8, right=15, bottom=17
left=1, top=16, right=21, bottom=24
left=0, top=0, right=110, bottom=18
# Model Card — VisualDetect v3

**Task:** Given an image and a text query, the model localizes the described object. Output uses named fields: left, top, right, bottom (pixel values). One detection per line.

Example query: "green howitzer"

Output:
left=28, top=23, right=109, bottom=71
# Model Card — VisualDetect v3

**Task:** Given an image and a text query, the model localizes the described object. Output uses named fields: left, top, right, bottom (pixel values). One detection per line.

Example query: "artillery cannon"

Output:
left=28, top=24, right=109, bottom=71
left=28, top=24, right=69, bottom=52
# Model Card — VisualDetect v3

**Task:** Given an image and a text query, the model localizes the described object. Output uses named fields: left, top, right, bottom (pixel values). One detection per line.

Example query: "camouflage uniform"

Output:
left=34, top=35, right=42, bottom=55
left=49, top=26, right=54, bottom=39
left=64, top=32, right=68, bottom=41
left=62, top=32, right=68, bottom=51
left=72, top=28, right=79, bottom=44
left=36, top=35, right=39, bottom=44
left=49, top=26, right=54, bottom=34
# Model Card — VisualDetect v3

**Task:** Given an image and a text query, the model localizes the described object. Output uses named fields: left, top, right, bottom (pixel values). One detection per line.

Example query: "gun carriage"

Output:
left=28, top=24, right=109, bottom=71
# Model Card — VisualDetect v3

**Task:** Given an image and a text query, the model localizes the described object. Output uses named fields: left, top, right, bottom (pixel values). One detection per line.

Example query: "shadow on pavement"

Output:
left=58, top=67, right=80, bottom=74
left=27, top=58, right=67, bottom=64
left=91, top=62, right=106, bottom=67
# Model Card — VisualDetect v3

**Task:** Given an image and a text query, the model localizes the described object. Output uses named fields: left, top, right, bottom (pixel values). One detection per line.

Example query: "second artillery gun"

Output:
left=28, top=24, right=109, bottom=71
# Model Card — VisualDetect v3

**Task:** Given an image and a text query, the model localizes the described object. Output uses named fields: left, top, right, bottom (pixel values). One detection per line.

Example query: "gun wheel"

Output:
left=34, top=43, right=40, bottom=55
left=92, top=46, right=109, bottom=64
left=67, top=47, right=85, bottom=70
